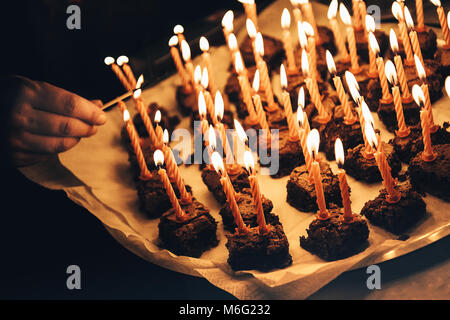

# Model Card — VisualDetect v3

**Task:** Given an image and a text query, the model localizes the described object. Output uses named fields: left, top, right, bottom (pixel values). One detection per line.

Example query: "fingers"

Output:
left=11, top=107, right=98, bottom=138
left=34, top=81, right=107, bottom=126
left=10, top=130, right=81, bottom=154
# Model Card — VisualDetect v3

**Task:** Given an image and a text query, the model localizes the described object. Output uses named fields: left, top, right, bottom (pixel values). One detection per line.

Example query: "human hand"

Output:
left=5, top=76, right=107, bottom=167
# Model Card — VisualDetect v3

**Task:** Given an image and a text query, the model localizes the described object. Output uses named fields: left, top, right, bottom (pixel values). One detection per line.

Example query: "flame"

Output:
left=238, top=0, right=254, bottom=3
left=364, top=122, right=378, bottom=149
left=301, top=49, right=309, bottom=76
left=123, top=109, right=130, bottom=122
left=133, top=88, right=142, bottom=99
left=173, top=25, right=184, bottom=34
left=281, top=8, right=291, bottom=29
left=429, top=0, right=441, bottom=7
left=369, top=32, right=380, bottom=55
left=201, top=67, right=209, bottom=88
left=297, top=21, right=308, bottom=48
left=345, top=71, right=361, bottom=103
left=222, top=10, right=234, bottom=32
left=116, top=55, right=129, bottom=66
left=209, top=125, right=217, bottom=149
left=389, top=28, right=399, bottom=53
left=361, top=100, right=374, bottom=126
left=404, top=6, right=414, bottom=29
left=136, top=74, right=144, bottom=89
left=412, top=84, right=426, bottom=107
left=414, top=55, right=426, bottom=80
left=335, top=138, right=345, bottom=167
left=290, top=0, right=302, bottom=5
left=234, top=52, right=244, bottom=73
left=446, top=76, right=450, bottom=98
left=180, top=40, right=191, bottom=62
left=153, top=149, right=165, bottom=166
left=198, top=91, right=207, bottom=117
left=199, top=36, right=209, bottom=52
left=298, top=87, right=305, bottom=110
left=384, top=60, right=398, bottom=86
left=243, top=150, right=255, bottom=172
left=246, top=19, right=257, bottom=38
left=298, top=0, right=309, bottom=3
left=228, top=33, right=238, bottom=51
left=234, top=119, right=248, bottom=143
left=306, top=129, right=320, bottom=158
left=168, top=35, right=178, bottom=47
left=339, top=3, right=352, bottom=25
left=215, top=91, right=224, bottom=121
left=325, top=50, right=336, bottom=75
left=302, top=22, right=314, bottom=37
left=211, top=151, right=225, bottom=174
left=154, top=110, right=161, bottom=124
left=365, top=15, right=376, bottom=32
left=327, top=0, right=338, bottom=19
left=448, top=11, right=450, bottom=30
left=391, top=2, right=403, bottom=21
left=104, top=56, right=115, bottom=65
left=252, top=69, right=260, bottom=92
left=255, top=33, right=265, bottom=56
left=280, top=64, right=288, bottom=90
left=163, top=129, right=169, bottom=144
left=194, top=65, right=202, bottom=84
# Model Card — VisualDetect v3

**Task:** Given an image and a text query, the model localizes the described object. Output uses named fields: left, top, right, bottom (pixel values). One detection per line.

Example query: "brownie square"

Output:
left=377, top=100, right=421, bottom=133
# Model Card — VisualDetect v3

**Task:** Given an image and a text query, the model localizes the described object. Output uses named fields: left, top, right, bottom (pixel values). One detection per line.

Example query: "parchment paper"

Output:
left=20, top=0, right=450, bottom=299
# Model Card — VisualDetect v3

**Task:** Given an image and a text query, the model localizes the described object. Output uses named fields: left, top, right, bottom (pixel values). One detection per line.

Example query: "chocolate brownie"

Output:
left=408, top=144, right=450, bottom=202
left=344, top=142, right=402, bottom=183
left=390, top=123, right=450, bottom=163
left=239, top=34, right=284, bottom=71
left=435, top=48, right=450, bottom=79
left=133, top=102, right=180, bottom=137
left=225, top=224, right=292, bottom=271
left=377, top=99, right=420, bottom=133
left=386, top=28, right=437, bottom=61
left=175, top=85, right=196, bottom=116
left=158, top=199, right=219, bottom=257
left=224, top=67, right=257, bottom=107
left=404, top=60, right=443, bottom=103
left=354, top=29, right=389, bottom=63
left=219, top=188, right=279, bottom=232
left=360, top=180, right=427, bottom=234
left=286, top=161, right=344, bottom=212
left=300, top=208, right=370, bottom=261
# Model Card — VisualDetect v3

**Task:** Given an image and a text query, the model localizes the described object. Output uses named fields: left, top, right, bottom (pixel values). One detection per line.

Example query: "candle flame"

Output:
left=215, top=91, right=224, bottom=121
left=199, top=36, right=209, bottom=52
left=301, top=49, right=309, bottom=76
left=365, top=122, right=378, bottom=150
left=448, top=11, right=450, bottom=30
left=335, top=138, right=345, bottom=167
left=445, top=76, right=450, bottom=98
left=391, top=2, right=403, bottom=21
left=136, top=74, right=144, bottom=89
left=198, top=91, right=207, bottom=117
left=243, top=150, right=255, bottom=172
left=252, top=69, right=260, bottom=92
left=234, top=119, right=248, bottom=143
left=194, top=65, right=202, bottom=84
left=365, top=15, right=376, bottom=32
left=154, top=110, right=161, bottom=124
left=298, top=87, right=305, bottom=110
left=209, top=125, right=217, bottom=149
left=414, top=55, right=426, bottom=80
left=297, top=21, right=308, bottom=48
left=339, top=3, right=352, bottom=25
left=238, top=0, right=254, bottom=4
left=201, top=67, right=209, bottom=88
left=325, top=50, right=336, bottom=74
left=168, top=35, right=178, bottom=47
left=180, top=40, right=191, bottom=62
left=429, top=0, right=441, bottom=7
left=298, top=0, right=309, bottom=4
left=163, top=129, right=169, bottom=144
left=368, top=32, right=380, bottom=55
left=104, top=56, right=115, bottom=65
left=297, top=108, right=305, bottom=127
left=255, top=33, right=265, bottom=56
left=222, top=10, right=234, bottom=32
left=153, top=149, right=165, bottom=166
left=280, top=64, right=288, bottom=90
left=116, top=55, right=129, bottom=66
left=384, top=60, right=398, bottom=86
left=281, top=8, right=291, bottom=29
left=133, top=88, right=142, bottom=99
left=306, top=129, right=320, bottom=159
left=173, top=25, right=184, bottom=34
left=246, top=19, right=257, bottom=39
left=234, top=52, right=244, bottom=73
left=290, top=0, right=302, bottom=5
left=228, top=34, right=238, bottom=52
left=327, top=0, right=338, bottom=19
left=361, top=100, right=375, bottom=127
left=412, top=84, right=426, bottom=107
left=404, top=6, right=414, bottom=29
left=345, top=71, right=361, bottom=104
left=389, top=29, right=399, bottom=53
left=123, top=109, right=130, bottom=122
left=211, top=151, right=225, bottom=174
left=302, top=22, right=314, bottom=37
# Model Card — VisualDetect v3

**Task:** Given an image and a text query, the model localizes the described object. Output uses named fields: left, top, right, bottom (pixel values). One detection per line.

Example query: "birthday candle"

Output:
left=335, top=138, right=354, bottom=223
left=389, top=29, right=413, bottom=103
left=392, top=2, right=415, bottom=66
left=369, top=32, right=393, bottom=102
left=169, top=36, right=192, bottom=91
left=199, top=37, right=217, bottom=95
left=328, top=0, right=350, bottom=61
left=281, top=8, right=297, bottom=73
left=105, top=57, right=133, bottom=91
left=117, top=55, right=137, bottom=89
left=340, top=3, right=361, bottom=73
left=430, top=0, right=450, bottom=47
left=280, top=64, right=300, bottom=141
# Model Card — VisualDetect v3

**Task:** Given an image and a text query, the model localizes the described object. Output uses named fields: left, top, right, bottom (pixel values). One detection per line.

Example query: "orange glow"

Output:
left=429, top=0, right=441, bottom=7
left=327, top=0, right=338, bottom=19
left=280, top=64, right=288, bottom=90
left=201, top=67, right=209, bottom=88
left=361, top=100, right=374, bottom=126
left=209, top=125, right=217, bottom=149
left=414, top=55, right=426, bottom=80
left=116, top=55, right=129, bottom=66
left=301, top=49, right=309, bottom=76
left=246, top=19, right=257, bottom=38
left=298, top=87, right=305, bottom=110
left=297, top=21, right=308, bottom=47
left=404, top=6, right=414, bottom=29
left=153, top=149, right=165, bottom=166
left=198, top=91, right=207, bottom=117
left=243, top=150, right=255, bottom=172
left=325, top=50, right=337, bottom=74
left=168, top=35, right=178, bottom=47
left=369, top=32, right=380, bottom=55
left=339, top=3, right=352, bottom=25
left=389, top=29, right=399, bottom=53
left=234, top=52, right=244, bottom=73
left=123, top=109, right=130, bottom=122
left=384, top=60, right=398, bottom=86
left=281, top=8, right=291, bottom=29
left=255, top=33, right=264, bottom=56
left=173, top=25, right=184, bottom=34
left=214, top=91, right=224, bottom=121
left=412, top=84, right=426, bottom=107
left=211, top=151, right=225, bottom=174
left=104, top=57, right=115, bottom=65
left=234, top=119, right=248, bottom=143
left=364, top=122, right=378, bottom=149
left=180, top=40, right=191, bottom=62
left=133, top=88, right=142, bottom=99
left=222, top=10, right=234, bottom=32
left=306, top=129, right=320, bottom=158
left=154, top=110, right=161, bottom=124
left=228, top=33, right=238, bottom=51
left=391, top=2, right=403, bottom=21
left=252, top=69, right=260, bottom=92
left=335, top=138, right=345, bottom=167
left=365, top=15, right=376, bottom=32
left=136, top=74, right=144, bottom=89
left=163, top=129, right=169, bottom=144
left=302, top=21, right=314, bottom=37
left=194, top=65, right=202, bottom=84
left=199, top=36, right=209, bottom=52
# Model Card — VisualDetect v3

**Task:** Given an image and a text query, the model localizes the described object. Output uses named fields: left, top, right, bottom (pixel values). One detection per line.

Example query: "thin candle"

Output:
left=328, top=0, right=350, bottom=61
left=281, top=64, right=300, bottom=141
left=173, top=25, right=186, bottom=46
left=299, top=0, right=320, bottom=44
left=352, top=0, right=363, bottom=30
left=199, top=37, right=217, bottom=95
left=133, top=89, right=159, bottom=148
left=365, top=15, right=378, bottom=77
left=416, top=0, right=425, bottom=31
left=104, top=56, right=132, bottom=91
left=404, top=7, right=425, bottom=68
left=234, top=52, right=259, bottom=125
left=281, top=8, right=297, bottom=73
left=252, top=70, right=271, bottom=144
left=414, top=55, right=438, bottom=132
left=169, top=36, right=192, bottom=92
left=117, top=55, right=137, bottom=89
left=430, top=0, right=450, bottom=47
left=340, top=3, right=361, bottom=73
left=389, top=29, right=413, bottom=103
left=369, top=32, right=393, bottom=103
left=335, top=138, right=354, bottom=223
left=180, top=40, right=195, bottom=85
left=392, top=1, right=415, bottom=66
left=221, top=10, right=234, bottom=44
left=239, top=0, right=259, bottom=30
left=154, top=110, right=164, bottom=149
left=255, top=33, right=277, bottom=110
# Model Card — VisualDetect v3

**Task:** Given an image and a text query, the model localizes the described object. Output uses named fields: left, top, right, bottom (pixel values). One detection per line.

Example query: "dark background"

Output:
left=0, top=0, right=448, bottom=300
